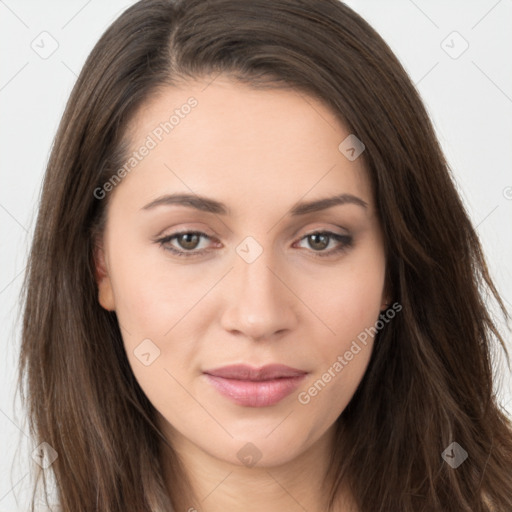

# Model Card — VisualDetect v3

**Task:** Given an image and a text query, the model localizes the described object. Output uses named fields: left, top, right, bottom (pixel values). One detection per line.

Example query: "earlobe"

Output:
left=380, top=286, right=392, bottom=312
left=381, top=292, right=393, bottom=312
left=380, top=270, right=393, bottom=312
left=94, top=242, right=116, bottom=311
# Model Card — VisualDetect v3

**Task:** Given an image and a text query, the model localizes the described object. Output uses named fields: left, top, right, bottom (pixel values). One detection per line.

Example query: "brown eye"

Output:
left=295, top=231, right=353, bottom=258
left=307, top=233, right=330, bottom=251
left=156, top=231, right=214, bottom=257
left=176, top=233, right=201, bottom=250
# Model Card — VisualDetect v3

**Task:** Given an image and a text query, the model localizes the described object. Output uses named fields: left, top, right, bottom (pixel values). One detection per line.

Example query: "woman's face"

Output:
left=95, top=77, right=388, bottom=467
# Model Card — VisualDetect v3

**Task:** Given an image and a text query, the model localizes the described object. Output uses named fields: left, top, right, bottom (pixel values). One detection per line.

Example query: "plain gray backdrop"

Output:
left=1, top=0, right=511, bottom=509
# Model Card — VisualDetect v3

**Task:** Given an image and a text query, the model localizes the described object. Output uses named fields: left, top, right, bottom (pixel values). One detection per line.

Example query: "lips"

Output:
left=203, top=364, right=307, bottom=407
left=204, top=364, right=307, bottom=381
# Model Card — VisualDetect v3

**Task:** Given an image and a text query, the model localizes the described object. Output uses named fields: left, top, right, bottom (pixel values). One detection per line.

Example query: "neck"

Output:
left=158, top=417, right=357, bottom=512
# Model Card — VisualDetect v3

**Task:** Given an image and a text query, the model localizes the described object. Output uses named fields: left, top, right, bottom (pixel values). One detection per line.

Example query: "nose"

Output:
left=219, top=247, right=299, bottom=342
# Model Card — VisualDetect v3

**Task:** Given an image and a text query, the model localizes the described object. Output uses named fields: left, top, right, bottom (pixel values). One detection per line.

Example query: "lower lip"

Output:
left=204, top=374, right=306, bottom=407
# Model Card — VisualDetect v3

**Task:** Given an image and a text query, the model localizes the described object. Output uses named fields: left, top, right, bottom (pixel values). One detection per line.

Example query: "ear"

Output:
left=380, top=272, right=392, bottom=312
left=93, top=238, right=116, bottom=311
left=380, top=299, right=391, bottom=312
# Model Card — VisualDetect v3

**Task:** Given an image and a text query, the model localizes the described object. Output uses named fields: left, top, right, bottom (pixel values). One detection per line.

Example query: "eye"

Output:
left=155, top=229, right=353, bottom=258
left=294, top=231, right=353, bottom=257
left=156, top=231, right=216, bottom=257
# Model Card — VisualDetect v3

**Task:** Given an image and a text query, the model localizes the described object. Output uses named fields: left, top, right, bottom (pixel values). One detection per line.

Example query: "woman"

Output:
left=18, top=0, right=512, bottom=510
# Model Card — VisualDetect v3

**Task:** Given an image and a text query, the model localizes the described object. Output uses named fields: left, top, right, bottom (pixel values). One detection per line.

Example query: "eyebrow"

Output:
left=141, top=192, right=368, bottom=215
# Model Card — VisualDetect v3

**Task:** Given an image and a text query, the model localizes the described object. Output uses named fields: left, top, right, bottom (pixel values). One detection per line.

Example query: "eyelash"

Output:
left=155, top=230, right=353, bottom=259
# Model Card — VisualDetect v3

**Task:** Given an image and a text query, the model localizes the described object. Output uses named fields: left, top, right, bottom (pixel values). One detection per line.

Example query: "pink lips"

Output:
left=203, top=364, right=307, bottom=407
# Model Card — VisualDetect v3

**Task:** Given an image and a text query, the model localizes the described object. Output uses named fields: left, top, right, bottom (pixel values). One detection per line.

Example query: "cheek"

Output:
left=302, top=242, right=386, bottom=347
left=295, top=291, right=380, bottom=430
left=112, top=271, right=204, bottom=393
left=294, top=245, right=385, bottom=409
left=112, top=265, right=201, bottom=415
left=107, top=232, right=205, bottom=342
left=106, top=238, right=209, bottom=397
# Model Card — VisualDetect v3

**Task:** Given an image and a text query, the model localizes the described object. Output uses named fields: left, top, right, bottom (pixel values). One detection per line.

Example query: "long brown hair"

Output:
left=18, top=0, right=512, bottom=510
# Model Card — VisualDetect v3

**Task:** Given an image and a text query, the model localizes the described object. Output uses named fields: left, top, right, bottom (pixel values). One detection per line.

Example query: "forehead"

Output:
left=117, top=77, right=372, bottom=215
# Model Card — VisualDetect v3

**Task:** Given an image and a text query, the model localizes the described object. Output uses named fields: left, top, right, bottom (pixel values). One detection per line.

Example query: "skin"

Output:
left=95, top=76, right=389, bottom=512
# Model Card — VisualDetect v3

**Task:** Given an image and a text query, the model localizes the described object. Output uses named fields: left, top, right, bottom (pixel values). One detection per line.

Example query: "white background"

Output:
left=1, top=0, right=511, bottom=509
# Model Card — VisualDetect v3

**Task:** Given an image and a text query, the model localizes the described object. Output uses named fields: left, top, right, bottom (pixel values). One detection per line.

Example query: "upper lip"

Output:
left=204, top=364, right=307, bottom=381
